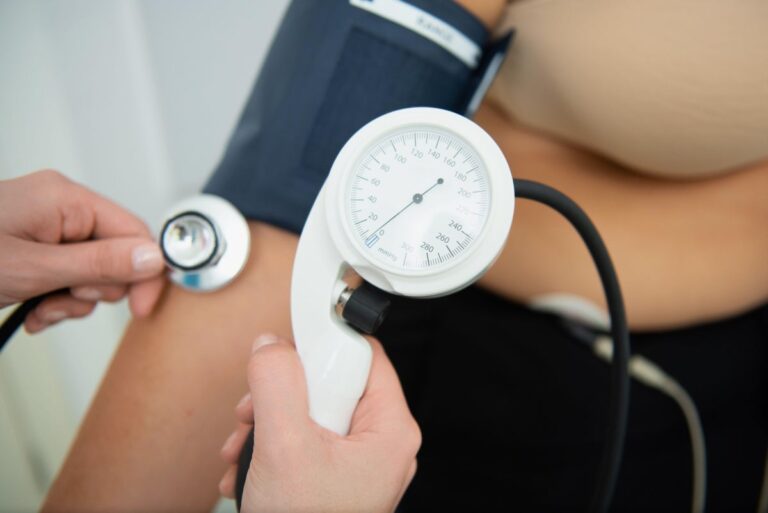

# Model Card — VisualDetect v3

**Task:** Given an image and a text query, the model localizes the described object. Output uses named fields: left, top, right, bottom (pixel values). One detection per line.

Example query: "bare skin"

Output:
left=42, top=222, right=297, bottom=512
left=42, top=0, right=768, bottom=511
left=475, top=101, right=768, bottom=330
left=42, top=3, right=508, bottom=511
left=42, top=107, right=768, bottom=511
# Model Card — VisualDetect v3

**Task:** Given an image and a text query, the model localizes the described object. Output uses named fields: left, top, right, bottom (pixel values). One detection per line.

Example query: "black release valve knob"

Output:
left=339, top=282, right=392, bottom=335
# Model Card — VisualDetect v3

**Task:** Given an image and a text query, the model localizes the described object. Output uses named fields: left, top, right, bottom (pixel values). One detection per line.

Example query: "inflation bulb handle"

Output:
left=234, top=280, right=390, bottom=512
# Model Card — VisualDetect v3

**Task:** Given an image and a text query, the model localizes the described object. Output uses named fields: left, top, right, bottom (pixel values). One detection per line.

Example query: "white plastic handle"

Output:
left=291, top=185, right=372, bottom=435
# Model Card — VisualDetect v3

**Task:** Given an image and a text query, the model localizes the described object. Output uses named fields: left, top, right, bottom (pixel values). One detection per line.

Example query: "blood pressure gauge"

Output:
left=160, top=194, right=250, bottom=292
left=292, top=107, right=514, bottom=435
left=329, top=109, right=513, bottom=296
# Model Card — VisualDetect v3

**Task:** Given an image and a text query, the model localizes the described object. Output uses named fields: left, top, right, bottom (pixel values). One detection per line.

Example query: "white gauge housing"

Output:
left=324, top=107, right=514, bottom=297
left=290, top=108, right=514, bottom=435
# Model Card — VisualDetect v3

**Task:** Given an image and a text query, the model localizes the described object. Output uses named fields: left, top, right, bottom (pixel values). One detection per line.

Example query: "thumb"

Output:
left=28, top=237, right=165, bottom=290
left=247, top=334, right=311, bottom=441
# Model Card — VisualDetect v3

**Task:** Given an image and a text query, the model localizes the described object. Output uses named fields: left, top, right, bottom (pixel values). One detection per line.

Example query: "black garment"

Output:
left=378, top=286, right=768, bottom=513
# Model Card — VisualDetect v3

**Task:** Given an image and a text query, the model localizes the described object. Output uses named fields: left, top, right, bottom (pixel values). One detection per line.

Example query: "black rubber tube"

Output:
left=514, top=179, right=631, bottom=513
left=235, top=180, right=630, bottom=512
left=0, top=290, right=64, bottom=352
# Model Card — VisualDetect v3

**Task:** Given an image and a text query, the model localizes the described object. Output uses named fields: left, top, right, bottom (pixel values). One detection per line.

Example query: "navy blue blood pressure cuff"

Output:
left=204, top=0, right=504, bottom=234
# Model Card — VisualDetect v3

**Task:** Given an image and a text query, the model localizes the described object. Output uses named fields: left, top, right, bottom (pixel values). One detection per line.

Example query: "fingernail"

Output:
left=252, top=334, right=279, bottom=353
left=236, top=393, right=251, bottom=409
left=132, top=244, right=164, bottom=274
left=71, top=287, right=101, bottom=301
left=41, top=310, right=67, bottom=323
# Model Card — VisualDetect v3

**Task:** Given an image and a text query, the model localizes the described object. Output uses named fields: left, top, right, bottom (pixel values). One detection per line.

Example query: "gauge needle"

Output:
left=366, top=178, right=444, bottom=240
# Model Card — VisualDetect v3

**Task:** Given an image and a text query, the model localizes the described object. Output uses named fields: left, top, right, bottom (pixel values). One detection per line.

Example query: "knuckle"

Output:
left=59, top=202, right=94, bottom=241
left=36, top=169, right=66, bottom=182
left=401, top=418, right=422, bottom=457
left=36, top=169, right=70, bottom=205
left=35, top=169, right=70, bottom=192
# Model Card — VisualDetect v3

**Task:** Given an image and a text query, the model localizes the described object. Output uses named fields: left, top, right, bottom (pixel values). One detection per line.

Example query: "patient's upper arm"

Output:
left=42, top=222, right=296, bottom=513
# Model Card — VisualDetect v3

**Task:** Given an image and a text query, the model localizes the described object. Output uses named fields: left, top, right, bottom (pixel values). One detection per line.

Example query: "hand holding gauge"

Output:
left=292, top=108, right=513, bottom=438
left=270, top=107, right=514, bottom=435
left=232, top=107, right=514, bottom=509
left=235, top=107, right=630, bottom=513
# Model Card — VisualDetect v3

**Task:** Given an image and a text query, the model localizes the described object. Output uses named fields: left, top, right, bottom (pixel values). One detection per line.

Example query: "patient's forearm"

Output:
left=42, top=222, right=297, bottom=512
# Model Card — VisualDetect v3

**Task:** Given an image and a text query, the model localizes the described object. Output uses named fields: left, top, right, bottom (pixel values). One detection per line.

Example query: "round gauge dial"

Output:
left=345, top=127, right=490, bottom=274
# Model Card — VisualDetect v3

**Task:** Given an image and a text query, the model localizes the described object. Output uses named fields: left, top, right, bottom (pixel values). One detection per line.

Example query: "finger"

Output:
left=350, top=338, right=414, bottom=433
left=395, top=459, right=418, bottom=506
left=405, top=458, right=417, bottom=487
left=127, top=276, right=166, bottom=318
left=218, top=466, right=236, bottom=499
left=24, top=311, right=49, bottom=334
left=21, top=237, right=164, bottom=292
left=36, top=294, right=97, bottom=321
left=235, top=392, right=254, bottom=425
left=70, top=284, right=128, bottom=303
left=12, top=171, right=151, bottom=243
left=247, top=334, right=310, bottom=440
left=59, top=177, right=151, bottom=241
left=220, top=423, right=253, bottom=465
left=24, top=294, right=97, bottom=333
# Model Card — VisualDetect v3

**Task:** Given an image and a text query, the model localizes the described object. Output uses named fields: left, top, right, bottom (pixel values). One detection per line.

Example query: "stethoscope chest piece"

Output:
left=159, top=194, right=250, bottom=292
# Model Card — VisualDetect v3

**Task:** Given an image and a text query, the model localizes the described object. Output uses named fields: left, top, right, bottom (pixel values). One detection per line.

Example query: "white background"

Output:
left=0, top=1, right=289, bottom=510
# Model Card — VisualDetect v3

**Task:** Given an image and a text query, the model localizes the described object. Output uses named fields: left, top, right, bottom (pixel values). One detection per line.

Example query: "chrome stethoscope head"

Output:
left=159, top=194, right=250, bottom=292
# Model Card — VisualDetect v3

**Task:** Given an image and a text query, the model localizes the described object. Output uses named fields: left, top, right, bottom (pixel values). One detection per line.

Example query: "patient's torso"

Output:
left=475, top=103, right=768, bottom=331
left=475, top=1, right=768, bottom=330
left=487, top=0, right=768, bottom=178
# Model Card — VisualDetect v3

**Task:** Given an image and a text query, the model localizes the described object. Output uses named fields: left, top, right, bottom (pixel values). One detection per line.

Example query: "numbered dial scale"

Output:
left=325, top=108, right=515, bottom=298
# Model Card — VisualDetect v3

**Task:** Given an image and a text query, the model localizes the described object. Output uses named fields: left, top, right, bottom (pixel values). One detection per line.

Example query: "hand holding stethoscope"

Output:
left=0, top=170, right=165, bottom=332
left=0, top=169, right=421, bottom=513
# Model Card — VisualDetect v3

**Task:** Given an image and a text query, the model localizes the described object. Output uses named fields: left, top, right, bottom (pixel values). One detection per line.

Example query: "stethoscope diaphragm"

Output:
left=159, top=194, right=249, bottom=292
left=161, top=211, right=220, bottom=271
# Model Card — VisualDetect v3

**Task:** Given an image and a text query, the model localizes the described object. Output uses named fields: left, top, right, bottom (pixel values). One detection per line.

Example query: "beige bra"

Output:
left=487, top=0, right=768, bottom=178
